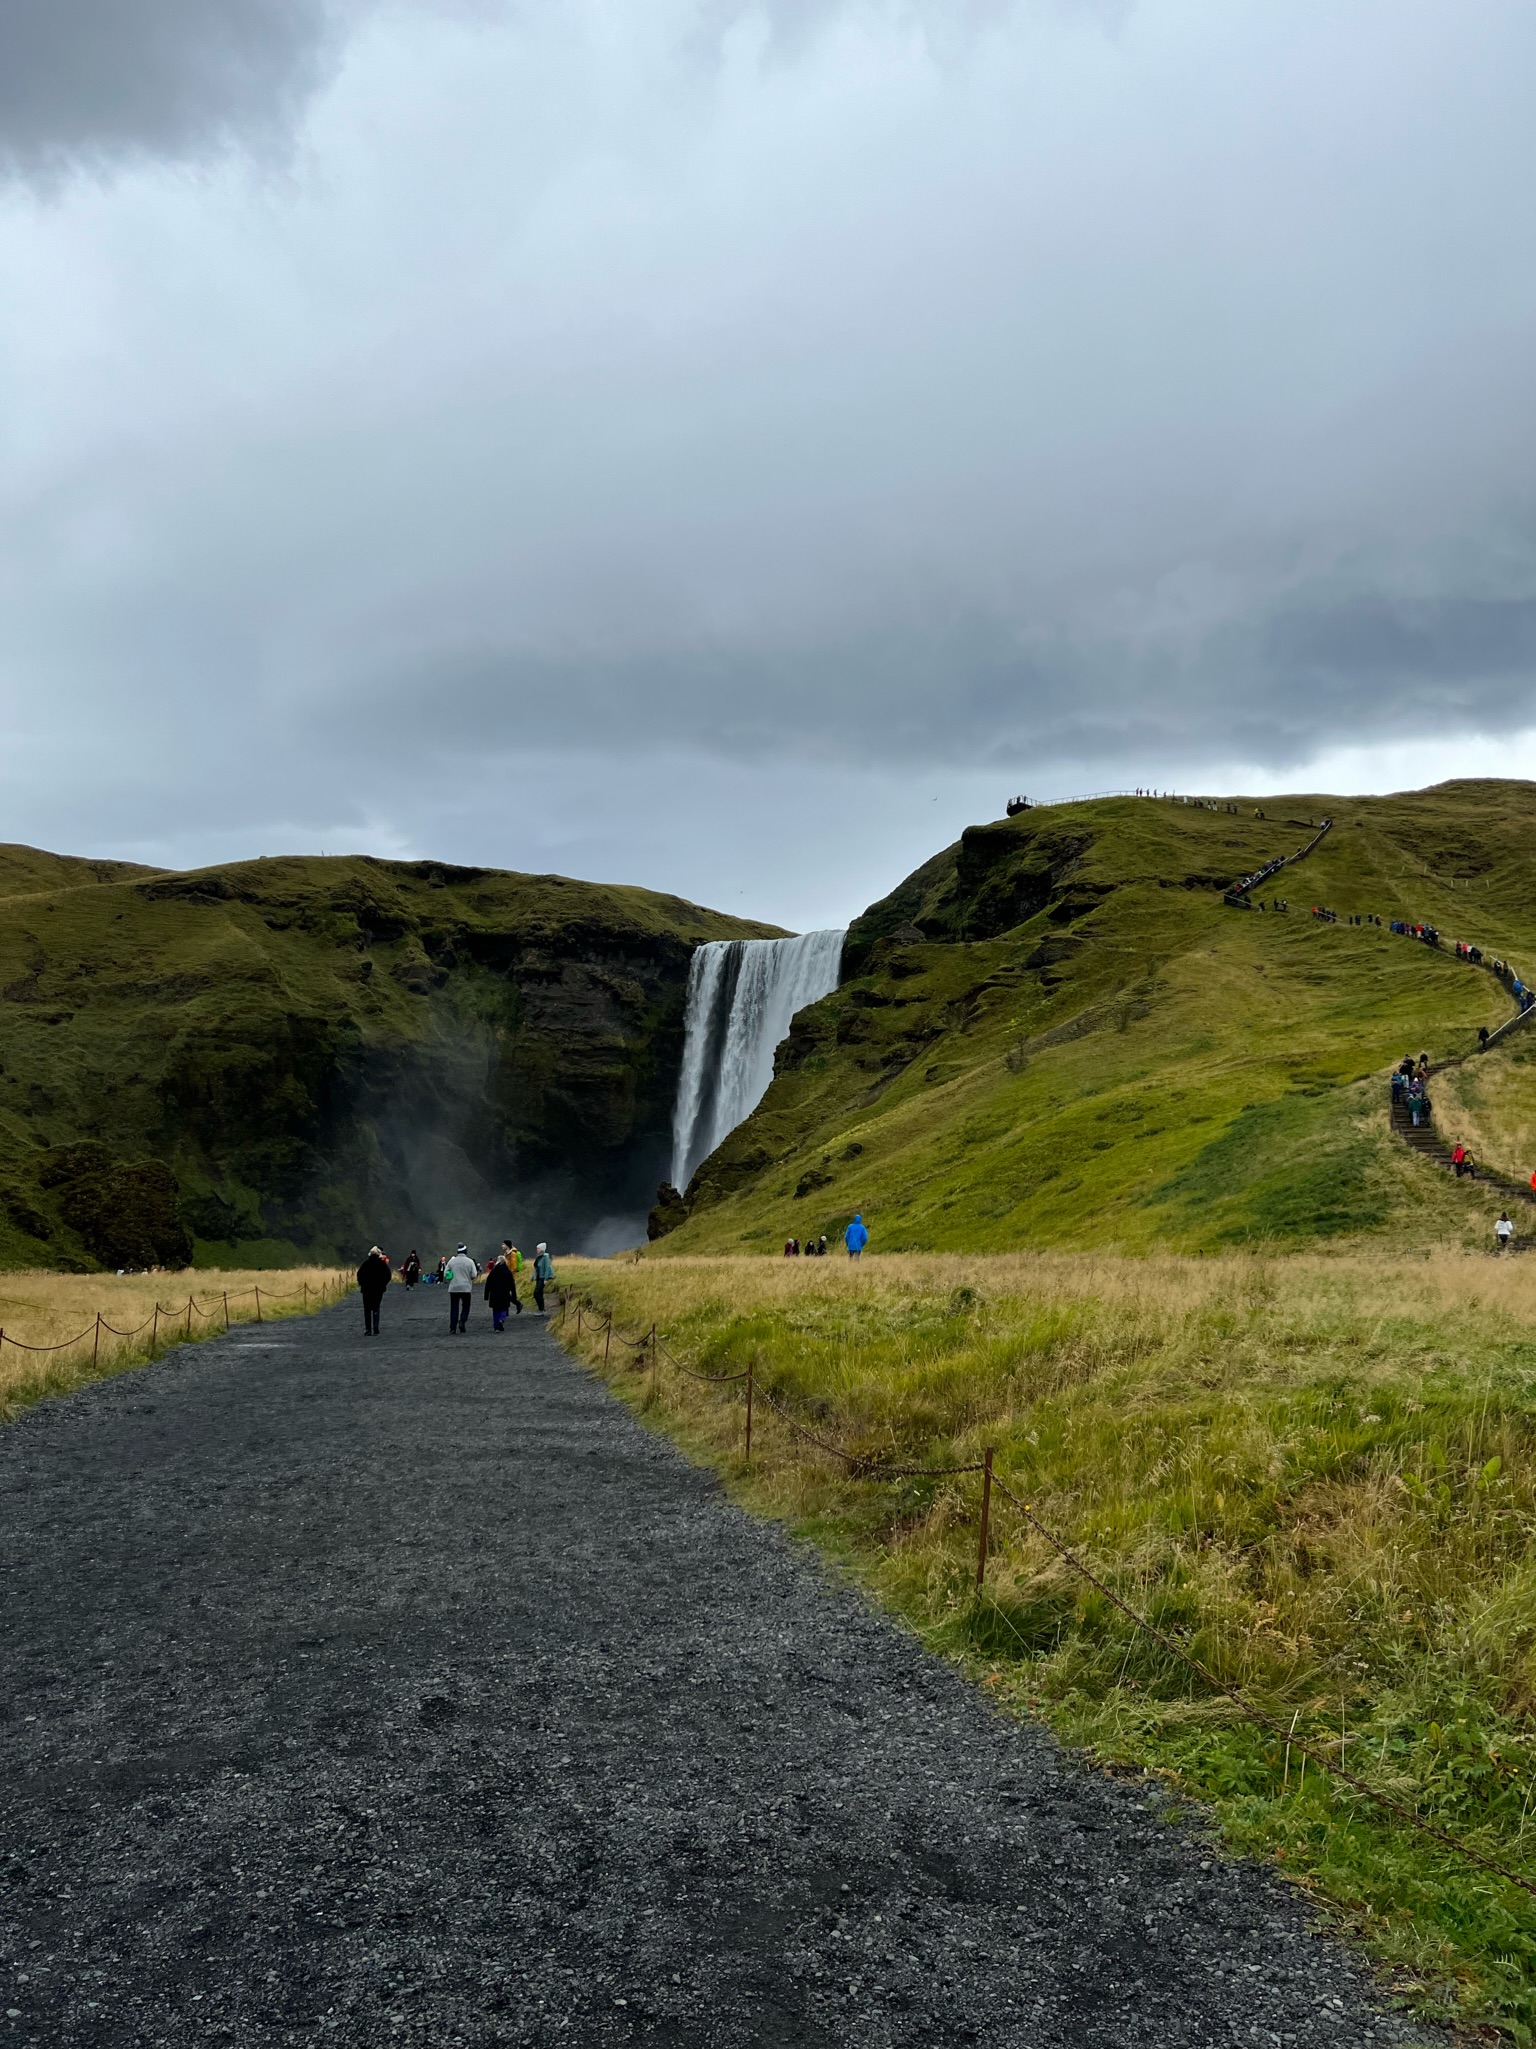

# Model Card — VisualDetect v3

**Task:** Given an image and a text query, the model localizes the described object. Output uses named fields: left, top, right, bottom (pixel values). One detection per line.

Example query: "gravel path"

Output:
left=1, top=1285, right=1435, bottom=2047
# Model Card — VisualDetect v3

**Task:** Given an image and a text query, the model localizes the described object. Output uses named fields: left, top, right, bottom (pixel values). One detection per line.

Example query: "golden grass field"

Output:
left=560, top=1248, right=1536, bottom=2039
left=0, top=1266, right=351, bottom=1416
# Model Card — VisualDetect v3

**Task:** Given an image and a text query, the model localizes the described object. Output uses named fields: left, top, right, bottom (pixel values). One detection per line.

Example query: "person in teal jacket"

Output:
left=845, top=1213, right=868, bottom=1259
left=533, top=1242, right=554, bottom=1312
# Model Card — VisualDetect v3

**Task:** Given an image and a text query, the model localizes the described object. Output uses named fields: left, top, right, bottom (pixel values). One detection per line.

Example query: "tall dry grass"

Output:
left=561, top=1249, right=1536, bottom=2038
left=0, top=1267, right=351, bottom=1416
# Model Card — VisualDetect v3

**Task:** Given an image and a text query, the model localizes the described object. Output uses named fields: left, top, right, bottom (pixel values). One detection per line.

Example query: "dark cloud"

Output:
left=0, top=0, right=349, bottom=173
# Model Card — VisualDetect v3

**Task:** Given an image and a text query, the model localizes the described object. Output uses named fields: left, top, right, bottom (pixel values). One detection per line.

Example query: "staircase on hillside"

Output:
left=1389, top=1096, right=1536, bottom=1207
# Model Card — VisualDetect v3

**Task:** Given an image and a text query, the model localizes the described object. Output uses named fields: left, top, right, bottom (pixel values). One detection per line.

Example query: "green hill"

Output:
left=0, top=851, right=779, bottom=1269
left=656, top=780, right=1536, bottom=1253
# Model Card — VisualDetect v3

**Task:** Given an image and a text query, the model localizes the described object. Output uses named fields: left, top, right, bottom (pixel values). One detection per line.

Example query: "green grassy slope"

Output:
left=0, top=844, right=162, bottom=900
left=659, top=780, right=1536, bottom=1254
left=0, top=851, right=779, bottom=1269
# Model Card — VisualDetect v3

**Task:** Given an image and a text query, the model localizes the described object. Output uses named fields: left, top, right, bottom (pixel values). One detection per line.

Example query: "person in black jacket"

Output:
left=357, top=1246, right=391, bottom=1335
left=483, top=1254, right=520, bottom=1331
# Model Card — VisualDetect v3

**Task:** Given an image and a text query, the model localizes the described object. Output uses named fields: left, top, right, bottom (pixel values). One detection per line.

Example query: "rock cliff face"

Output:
left=0, top=848, right=780, bottom=1267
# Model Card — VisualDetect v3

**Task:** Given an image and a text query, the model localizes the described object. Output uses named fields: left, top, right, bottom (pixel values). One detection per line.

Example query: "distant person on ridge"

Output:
left=533, top=1243, right=554, bottom=1313
left=445, top=1244, right=477, bottom=1333
left=845, top=1213, right=868, bottom=1259
left=483, top=1252, right=520, bottom=1330
left=356, top=1245, right=391, bottom=1336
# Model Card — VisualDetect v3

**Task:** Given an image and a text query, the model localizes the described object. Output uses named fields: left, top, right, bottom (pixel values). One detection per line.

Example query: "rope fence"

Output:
left=559, top=1289, right=1536, bottom=1905
left=0, top=1276, right=351, bottom=1378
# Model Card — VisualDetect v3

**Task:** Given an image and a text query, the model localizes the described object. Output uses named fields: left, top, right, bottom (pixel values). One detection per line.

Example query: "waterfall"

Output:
left=671, top=930, right=845, bottom=1189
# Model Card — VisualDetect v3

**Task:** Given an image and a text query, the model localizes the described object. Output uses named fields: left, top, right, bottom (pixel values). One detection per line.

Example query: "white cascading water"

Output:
left=671, top=930, right=845, bottom=1190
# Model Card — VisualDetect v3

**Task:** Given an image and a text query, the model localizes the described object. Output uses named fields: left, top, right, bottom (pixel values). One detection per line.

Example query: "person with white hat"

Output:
left=445, top=1243, right=477, bottom=1332
left=532, top=1243, right=554, bottom=1313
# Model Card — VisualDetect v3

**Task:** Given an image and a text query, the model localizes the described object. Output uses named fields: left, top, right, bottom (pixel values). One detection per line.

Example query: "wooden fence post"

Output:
left=92, top=1313, right=101, bottom=1367
left=976, top=1446, right=995, bottom=1592
left=223, top=1292, right=230, bottom=1331
left=152, top=1304, right=159, bottom=1350
left=649, top=1324, right=658, bottom=1403
left=604, top=1315, right=612, bottom=1368
left=745, top=1358, right=754, bottom=1464
left=255, top=1286, right=262, bottom=1324
left=185, top=1297, right=193, bottom=1338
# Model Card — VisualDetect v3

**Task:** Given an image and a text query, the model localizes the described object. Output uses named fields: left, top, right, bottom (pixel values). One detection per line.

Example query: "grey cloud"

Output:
left=1265, top=595, right=1536, bottom=691
left=0, top=0, right=352, bottom=173
left=2, top=0, right=1535, bottom=904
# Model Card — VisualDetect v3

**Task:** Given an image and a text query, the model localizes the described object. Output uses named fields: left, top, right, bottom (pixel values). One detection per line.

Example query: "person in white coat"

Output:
left=445, top=1243, right=477, bottom=1333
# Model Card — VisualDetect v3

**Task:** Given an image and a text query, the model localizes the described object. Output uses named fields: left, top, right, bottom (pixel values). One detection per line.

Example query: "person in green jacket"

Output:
left=533, top=1242, right=554, bottom=1313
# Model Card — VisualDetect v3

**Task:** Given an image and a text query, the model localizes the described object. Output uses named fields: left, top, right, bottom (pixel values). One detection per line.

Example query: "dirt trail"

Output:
left=1, top=1286, right=1434, bottom=2046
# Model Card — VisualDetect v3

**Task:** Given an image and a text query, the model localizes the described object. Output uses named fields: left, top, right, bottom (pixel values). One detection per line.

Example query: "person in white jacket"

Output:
left=445, top=1243, right=477, bottom=1333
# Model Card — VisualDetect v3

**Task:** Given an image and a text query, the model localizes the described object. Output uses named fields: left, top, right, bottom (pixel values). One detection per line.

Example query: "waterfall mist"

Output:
left=671, top=931, right=845, bottom=1189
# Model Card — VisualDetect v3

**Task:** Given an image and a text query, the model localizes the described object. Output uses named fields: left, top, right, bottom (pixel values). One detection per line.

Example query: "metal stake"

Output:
left=745, top=1359, right=754, bottom=1463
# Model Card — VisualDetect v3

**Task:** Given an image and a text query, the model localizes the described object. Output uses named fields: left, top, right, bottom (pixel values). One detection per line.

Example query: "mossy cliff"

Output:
left=658, top=779, right=1536, bottom=1253
left=0, top=849, right=778, bottom=1268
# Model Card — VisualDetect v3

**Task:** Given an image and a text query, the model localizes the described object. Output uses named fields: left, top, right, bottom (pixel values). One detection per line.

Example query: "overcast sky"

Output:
left=2, top=0, right=1534, bottom=929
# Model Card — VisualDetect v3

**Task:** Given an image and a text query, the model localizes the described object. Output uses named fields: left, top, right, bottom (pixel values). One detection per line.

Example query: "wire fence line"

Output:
left=0, top=1276, right=350, bottom=1371
left=558, top=1289, right=1536, bottom=1904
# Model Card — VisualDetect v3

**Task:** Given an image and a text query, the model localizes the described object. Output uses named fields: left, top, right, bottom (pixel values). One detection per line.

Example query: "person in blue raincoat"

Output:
left=845, top=1213, right=868, bottom=1259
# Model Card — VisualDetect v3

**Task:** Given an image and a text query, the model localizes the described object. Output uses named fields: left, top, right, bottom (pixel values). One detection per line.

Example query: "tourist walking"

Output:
left=484, top=1253, right=519, bottom=1331
left=1496, top=1212, right=1515, bottom=1253
left=845, top=1213, right=868, bottom=1259
left=500, top=1240, right=524, bottom=1311
left=401, top=1250, right=422, bottom=1288
left=533, top=1242, right=554, bottom=1313
left=445, top=1243, right=477, bottom=1333
left=356, top=1245, right=391, bottom=1336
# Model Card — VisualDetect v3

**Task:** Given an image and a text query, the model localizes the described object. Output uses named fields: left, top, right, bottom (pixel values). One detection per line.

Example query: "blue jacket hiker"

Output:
left=533, top=1242, right=554, bottom=1312
left=845, top=1214, right=868, bottom=1258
